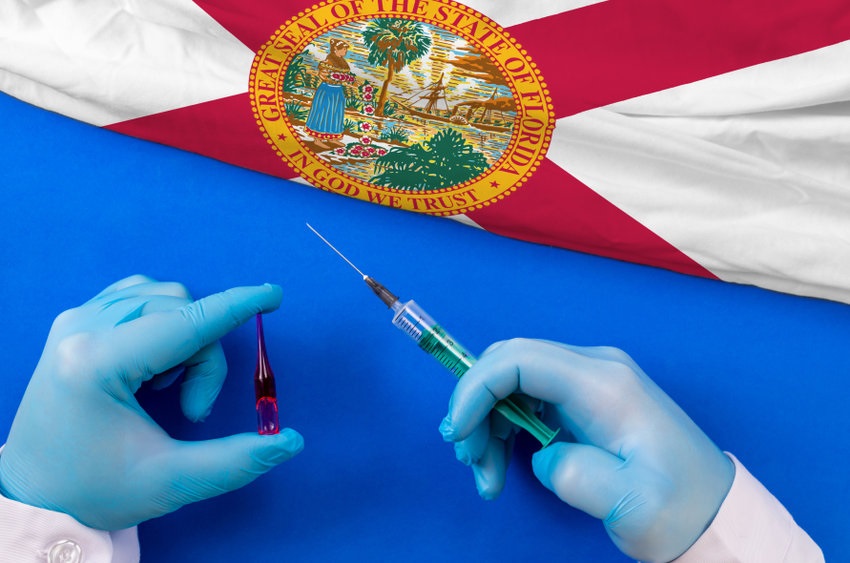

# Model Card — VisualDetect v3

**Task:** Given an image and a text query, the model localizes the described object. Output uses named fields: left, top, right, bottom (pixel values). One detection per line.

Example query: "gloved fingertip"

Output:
left=531, top=446, right=559, bottom=491
left=182, top=393, right=215, bottom=423
left=282, top=427, right=305, bottom=450
left=263, top=428, right=305, bottom=464
left=195, top=405, right=214, bottom=423
left=472, top=464, right=502, bottom=500
left=454, top=442, right=475, bottom=466
left=260, top=283, right=283, bottom=312
left=478, top=485, right=500, bottom=501
left=439, top=416, right=457, bottom=441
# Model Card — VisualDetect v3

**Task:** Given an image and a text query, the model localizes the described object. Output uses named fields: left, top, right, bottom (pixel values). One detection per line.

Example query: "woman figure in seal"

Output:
left=305, top=38, right=354, bottom=150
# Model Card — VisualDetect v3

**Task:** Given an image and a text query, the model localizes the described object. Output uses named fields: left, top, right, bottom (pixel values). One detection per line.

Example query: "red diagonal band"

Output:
left=107, top=94, right=298, bottom=181
left=466, top=159, right=715, bottom=278
left=508, top=0, right=850, bottom=118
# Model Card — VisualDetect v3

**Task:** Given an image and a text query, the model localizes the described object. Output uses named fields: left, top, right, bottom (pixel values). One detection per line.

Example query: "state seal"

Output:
left=250, top=0, right=554, bottom=216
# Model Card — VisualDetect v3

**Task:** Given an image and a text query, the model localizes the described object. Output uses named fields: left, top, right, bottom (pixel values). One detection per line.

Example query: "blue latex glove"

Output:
left=0, top=275, right=304, bottom=531
left=439, top=339, right=734, bottom=563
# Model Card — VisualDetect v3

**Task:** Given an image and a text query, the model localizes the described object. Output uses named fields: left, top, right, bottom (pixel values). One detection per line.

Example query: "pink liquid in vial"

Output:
left=256, top=396, right=279, bottom=435
left=254, top=314, right=280, bottom=435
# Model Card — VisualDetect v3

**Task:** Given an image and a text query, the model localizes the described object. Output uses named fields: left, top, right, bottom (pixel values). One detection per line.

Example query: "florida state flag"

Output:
left=3, top=0, right=850, bottom=302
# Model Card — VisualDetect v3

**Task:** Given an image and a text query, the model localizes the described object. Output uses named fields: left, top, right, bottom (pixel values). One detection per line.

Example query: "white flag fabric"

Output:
left=553, top=40, right=850, bottom=302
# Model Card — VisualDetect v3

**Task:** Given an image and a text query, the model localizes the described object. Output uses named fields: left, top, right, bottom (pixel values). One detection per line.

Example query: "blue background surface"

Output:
left=1, top=91, right=848, bottom=561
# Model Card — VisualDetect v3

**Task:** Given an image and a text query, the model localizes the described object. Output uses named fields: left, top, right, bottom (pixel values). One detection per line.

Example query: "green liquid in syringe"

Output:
left=417, top=323, right=558, bottom=447
left=417, top=325, right=475, bottom=378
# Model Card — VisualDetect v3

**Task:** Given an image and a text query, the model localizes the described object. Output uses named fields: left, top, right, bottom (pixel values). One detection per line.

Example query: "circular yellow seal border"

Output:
left=250, top=0, right=554, bottom=216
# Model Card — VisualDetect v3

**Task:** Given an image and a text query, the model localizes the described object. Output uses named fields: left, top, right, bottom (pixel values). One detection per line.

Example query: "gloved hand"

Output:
left=439, top=339, right=735, bottom=563
left=0, top=275, right=304, bottom=531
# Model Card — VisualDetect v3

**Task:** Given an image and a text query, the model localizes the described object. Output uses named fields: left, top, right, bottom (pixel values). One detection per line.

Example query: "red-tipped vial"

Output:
left=254, top=314, right=280, bottom=435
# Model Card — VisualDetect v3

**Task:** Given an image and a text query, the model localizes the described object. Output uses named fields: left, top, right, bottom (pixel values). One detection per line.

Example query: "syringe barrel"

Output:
left=390, top=300, right=558, bottom=447
left=392, top=300, right=475, bottom=377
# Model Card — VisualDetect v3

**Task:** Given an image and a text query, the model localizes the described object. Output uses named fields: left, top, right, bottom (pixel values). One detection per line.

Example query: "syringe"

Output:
left=308, top=224, right=559, bottom=448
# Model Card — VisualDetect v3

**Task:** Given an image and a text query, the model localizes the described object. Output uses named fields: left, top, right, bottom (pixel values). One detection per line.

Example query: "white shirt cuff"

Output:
left=672, top=453, right=823, bottom=563
left=0, top=446, right=140, bottom=562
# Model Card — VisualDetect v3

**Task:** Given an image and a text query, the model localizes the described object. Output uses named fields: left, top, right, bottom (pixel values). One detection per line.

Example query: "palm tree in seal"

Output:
left=362, top=19, right=432, bottom=117
left=370, top=129, right=489, bottom=190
